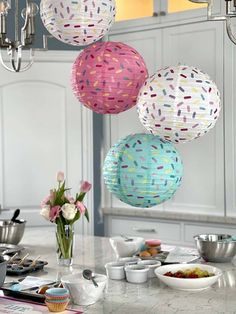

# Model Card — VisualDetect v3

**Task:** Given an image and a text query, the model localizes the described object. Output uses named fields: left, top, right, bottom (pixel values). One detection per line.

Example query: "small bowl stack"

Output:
left=45, top=288, right=70, bottom=312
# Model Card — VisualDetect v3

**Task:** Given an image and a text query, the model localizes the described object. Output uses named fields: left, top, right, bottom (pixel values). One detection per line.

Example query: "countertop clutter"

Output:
left=1, top=228, right=236, bottom=314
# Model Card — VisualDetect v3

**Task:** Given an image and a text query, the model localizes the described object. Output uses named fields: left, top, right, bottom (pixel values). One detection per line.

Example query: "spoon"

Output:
left=10, top=208, right=21, bottom=223
left=120, top=234, right=133, bottom=242
left=83, top=269, right=98, bottom=287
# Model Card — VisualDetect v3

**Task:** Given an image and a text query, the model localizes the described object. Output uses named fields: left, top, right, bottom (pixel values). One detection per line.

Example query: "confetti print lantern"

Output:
left=71, top=42, right=148, bottom=114
left=103, top=133, right=183, bottom=208
left=137, top=65, right=221, bottom=143
left=40, top=0, right=116, bottom=46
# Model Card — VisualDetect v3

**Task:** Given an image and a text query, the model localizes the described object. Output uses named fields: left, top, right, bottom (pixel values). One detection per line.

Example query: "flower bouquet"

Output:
left=40, top=172, right=92, bottom=266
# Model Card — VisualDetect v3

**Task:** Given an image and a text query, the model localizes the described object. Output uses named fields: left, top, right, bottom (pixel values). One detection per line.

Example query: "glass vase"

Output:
left=55, top=223, right=74, bottom=266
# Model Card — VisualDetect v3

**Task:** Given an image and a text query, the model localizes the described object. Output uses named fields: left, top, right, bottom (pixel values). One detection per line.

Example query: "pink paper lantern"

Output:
left=71, top=42, right=148, bottom=114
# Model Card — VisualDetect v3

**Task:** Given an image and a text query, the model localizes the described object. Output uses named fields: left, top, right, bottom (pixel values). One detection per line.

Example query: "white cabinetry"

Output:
left=102, top=2, right=236, bottom=240
left=0, top=51, right=94, bottom=235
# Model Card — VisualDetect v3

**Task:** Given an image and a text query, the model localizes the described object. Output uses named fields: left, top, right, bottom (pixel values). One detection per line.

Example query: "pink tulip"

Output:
left=56, top=171, right=64, bottom=183
left=76, top=201, right=86, bottom=214
left=49, top=206, right=61, bottom=222
left=67, top=196, right=75, bottom=204
left=80, top=181, right=92, bottom=193
left=41, top=195, right=50, bottom=208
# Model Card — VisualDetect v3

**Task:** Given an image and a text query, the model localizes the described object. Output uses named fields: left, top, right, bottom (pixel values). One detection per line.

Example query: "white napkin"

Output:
left=164, top=247, right=199, bottom=264
left=10, top=276, right=54, bottom=291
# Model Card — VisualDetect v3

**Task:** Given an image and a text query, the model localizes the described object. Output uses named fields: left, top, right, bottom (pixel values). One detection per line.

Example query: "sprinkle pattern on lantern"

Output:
left=40, top=0, right=116, bottom=46
left=103, top=133, right=183, bottom=208
left=137, top=65, right=221, bottom=143
left=71, top=42, right=148, bottom=114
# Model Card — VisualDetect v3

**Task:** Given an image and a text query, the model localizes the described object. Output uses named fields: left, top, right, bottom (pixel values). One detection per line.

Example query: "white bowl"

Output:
left=154, top=263, right=222, bottom=291
left=105, top=261, right=125, bottom=280
left=138, top=260, right=161, bottom=278
left=125, top=264, right=149, bottom=284
left=61, top=272, right=107, bottom=306
left=109, top=236, right=144, bottom=258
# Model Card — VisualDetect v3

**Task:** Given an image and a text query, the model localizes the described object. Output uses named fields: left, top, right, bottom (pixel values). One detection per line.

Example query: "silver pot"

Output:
left=0, top=220, right=26, bottom=245
left=0, top=256, right=6, bottom=287
left=194, top=234, right=236, bottom=263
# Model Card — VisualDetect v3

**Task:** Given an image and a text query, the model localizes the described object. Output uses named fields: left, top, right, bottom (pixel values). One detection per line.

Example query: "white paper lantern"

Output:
left=137, top=65, right=221, bottom=144
left=40, top=0, right=116, bottom=46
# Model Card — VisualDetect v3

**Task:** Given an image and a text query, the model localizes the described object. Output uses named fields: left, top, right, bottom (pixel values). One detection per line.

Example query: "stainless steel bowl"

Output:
left=0, top=256, right=6, bottom=287
left=0, top=220, right=26, bottom=245
left=194, top=234, right=236, bottom=263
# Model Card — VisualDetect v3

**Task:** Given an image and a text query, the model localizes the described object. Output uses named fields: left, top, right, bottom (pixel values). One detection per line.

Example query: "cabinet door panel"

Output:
left=162, top=22, right=224, bottom=216
left=109, top=216, right=181, bottom=243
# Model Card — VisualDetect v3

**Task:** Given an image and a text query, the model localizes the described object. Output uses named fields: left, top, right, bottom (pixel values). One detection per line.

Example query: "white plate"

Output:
left=154, top=263, right=222, bottom=291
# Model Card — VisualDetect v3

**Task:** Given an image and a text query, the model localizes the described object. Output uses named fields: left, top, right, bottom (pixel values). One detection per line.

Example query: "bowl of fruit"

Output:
left=154, top=264, right=222, bottom=291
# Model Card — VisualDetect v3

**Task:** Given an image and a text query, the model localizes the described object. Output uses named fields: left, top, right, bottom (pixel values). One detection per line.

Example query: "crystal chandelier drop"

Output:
left=0, top=0, right=42, bottom=72
left=189, top=0, right=236, bottom=45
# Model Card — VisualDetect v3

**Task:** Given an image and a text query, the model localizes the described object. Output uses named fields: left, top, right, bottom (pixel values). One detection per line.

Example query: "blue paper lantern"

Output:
left=103, top=133, right=183, bottom=208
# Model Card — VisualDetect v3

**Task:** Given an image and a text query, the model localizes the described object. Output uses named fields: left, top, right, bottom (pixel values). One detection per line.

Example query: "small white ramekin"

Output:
left=137, top=260, right=161, bottom=278
left=124, top=264, right=149, bottom=283
left=105, top=262, right=125, bottom=280
left=118, top=257, right=141, bottom=265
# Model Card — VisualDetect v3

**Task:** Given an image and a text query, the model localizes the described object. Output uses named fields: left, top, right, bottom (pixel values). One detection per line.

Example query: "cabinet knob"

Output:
left=133, top=228, right=157, bottom=233
left=153, top=11, right=167, bottom=17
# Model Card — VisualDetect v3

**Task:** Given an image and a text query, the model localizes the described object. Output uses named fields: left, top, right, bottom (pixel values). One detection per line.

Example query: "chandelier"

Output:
left=0, top=0, right=42, bottom=72
left=189, top=0, right=236, bottom=45
left=0, top=0, right=116, bottom=73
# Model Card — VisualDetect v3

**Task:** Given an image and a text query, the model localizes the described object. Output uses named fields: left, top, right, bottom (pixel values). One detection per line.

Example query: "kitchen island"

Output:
left=1, top=228, right=236, bottom=314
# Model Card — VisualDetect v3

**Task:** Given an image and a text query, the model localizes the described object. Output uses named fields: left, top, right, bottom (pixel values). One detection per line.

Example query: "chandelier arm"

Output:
left=21, top=0, right=31, bottom=46
left=0, top=48, right=16, bottom=72
left=226, top=17, right=236, bottom=45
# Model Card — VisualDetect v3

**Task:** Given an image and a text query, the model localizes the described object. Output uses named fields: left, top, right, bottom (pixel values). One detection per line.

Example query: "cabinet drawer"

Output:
left=109, top=217, right=181, bottom=242
left=184, top=224, right=236, bottom=243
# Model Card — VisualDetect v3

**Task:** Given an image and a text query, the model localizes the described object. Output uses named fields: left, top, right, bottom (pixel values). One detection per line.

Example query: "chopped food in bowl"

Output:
left=155, top=264, right=222, bottom=291
left=164, top=267, right=214, bottom=279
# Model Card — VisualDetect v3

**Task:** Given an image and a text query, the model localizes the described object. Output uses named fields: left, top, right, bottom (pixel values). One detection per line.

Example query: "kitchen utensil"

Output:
left=109, top=236, right=144, bottom=258
left=120, top=234, right=133, bottom=242
left=7, top=257, right=48, bottom=276
left=10, top=209, right=20, bottom=223
left=61, top=271, right=107, bottom=306
left=0, top=243, right=24, bottom=256
left=154, top=263, right=222, bottom=291
left=194, top=234, right=236, bottom=262
left=0, top=256, right=7, bottom=287
left=124, top=264, right=149, bottom=283
left=83, top=269, right=98, bottom=287
left=105, top=261, right=126, bottom=280
left=0, top=219, right=26, bottom=245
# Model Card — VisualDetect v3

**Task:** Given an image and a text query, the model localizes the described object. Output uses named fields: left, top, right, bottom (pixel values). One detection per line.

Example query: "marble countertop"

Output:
left=2, top=227, right=236, bottom=314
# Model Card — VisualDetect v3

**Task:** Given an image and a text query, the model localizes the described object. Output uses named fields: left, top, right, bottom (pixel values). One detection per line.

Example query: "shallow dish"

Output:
left=155, top=263, right=222, bottom=291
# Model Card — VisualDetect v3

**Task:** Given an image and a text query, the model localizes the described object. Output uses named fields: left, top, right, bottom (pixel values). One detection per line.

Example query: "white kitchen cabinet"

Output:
left=0, top=51, right=94, bottom=235
left=162, top=21, right=224, bottom=216
left=106, top=216, right=182, bottom=244
left=104, top=20, right=225, bottom=217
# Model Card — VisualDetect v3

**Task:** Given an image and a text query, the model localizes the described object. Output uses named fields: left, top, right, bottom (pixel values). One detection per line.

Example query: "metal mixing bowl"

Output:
left=0, top=220, right=26, bottom=245
left=194, top=234, right=236, bottom=263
